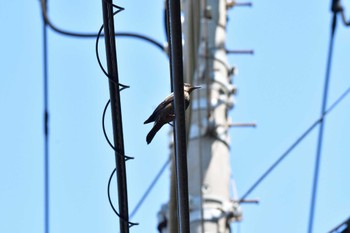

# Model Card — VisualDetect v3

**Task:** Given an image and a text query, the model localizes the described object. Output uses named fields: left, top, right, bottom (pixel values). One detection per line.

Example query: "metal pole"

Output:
left=184, top=0, right=241, bottom=232
left=101, top=1, right=130, bottom=232
left=166, top=0, right=190, bottom=232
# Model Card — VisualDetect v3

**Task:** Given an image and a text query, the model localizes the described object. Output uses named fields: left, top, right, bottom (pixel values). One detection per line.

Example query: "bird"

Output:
left=144, top=83, right=201, bottom=144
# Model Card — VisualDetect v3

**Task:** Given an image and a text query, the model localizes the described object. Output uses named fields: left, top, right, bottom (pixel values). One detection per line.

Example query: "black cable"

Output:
left=100, top=1, right=137, bottom=231
left=307, top=4, right=338, bottom=232
left=107, top=168, right=139, bottom=227
left=102, top=99, right=116, bottom=150
left=239, top=119, right=319, bottom=201
left=39, top=0, right=165, bottom=52
left=167, top=0, right=191, bottom=231
left=107, top=159, right=171, bottom=229
left=95, top=15, right=139, bottom=84
left=42, top=1, right=50, bottom=232
left=239, top=85, right=350, bottom=202
left=101, top=99, right=134, bottom=161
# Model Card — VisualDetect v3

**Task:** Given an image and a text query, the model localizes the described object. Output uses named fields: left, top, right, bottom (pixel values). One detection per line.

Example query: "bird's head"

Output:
left=184, top=83, right=201, bottom=93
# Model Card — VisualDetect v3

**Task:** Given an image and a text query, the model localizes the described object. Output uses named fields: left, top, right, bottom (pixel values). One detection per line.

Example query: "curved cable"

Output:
left=95, top=11, right=126, bottom=82
left=39, top=0, right=165, bottom=52
left=107, top=159, right=171, bottom=227
left=102, top=99, right=115, bottom=150
left=101, top=99, right=134, bottom=161
left=99, top=1, right=136, bottom=228
left=107, top=168, right=139, bottom=227
left=239, top=85, right=350, bottom=202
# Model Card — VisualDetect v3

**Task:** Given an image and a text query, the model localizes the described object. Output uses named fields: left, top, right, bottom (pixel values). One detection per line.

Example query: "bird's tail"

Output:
left=146, top=122, right=163, bottom=144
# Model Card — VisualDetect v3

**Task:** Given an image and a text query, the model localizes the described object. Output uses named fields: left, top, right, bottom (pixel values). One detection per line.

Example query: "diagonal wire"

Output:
left=107, top=158, right=171, bottom=231
left=307, top=5, right=338, bottom=233
left=239, top=85, right=350, bottom=202
left=130, top=158, right=171, bottom=219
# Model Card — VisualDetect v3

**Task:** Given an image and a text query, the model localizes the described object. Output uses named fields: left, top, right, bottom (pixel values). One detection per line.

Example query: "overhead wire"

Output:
left=239, top=84, right=350, bottom=202
left=308, top=2, right=339, bottom=232
left=39, top=0, right=165, bottom=52
left=166, top=0, right=191, bottom=231
left=107, top=168, right=139, bottom=228
left=99, top=0, right=137, bottom=230
left=42, top=1, right=50, bottom=233
left=129, top=158, right=171, bottom=219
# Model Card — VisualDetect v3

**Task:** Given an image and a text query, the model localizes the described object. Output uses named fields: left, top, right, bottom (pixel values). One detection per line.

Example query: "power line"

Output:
left=166, top=0, right=190, bottom=231
left=107, top=159, right=170, bottom=226
left=308, top=2, right=339, bottom=232
left=239, top=85, right=350, bottom=202
left=42, top=1, right=50, bottom=233
left=39, top=0, right=165, bottom=52
left=100, top=1, right=131, bottom=232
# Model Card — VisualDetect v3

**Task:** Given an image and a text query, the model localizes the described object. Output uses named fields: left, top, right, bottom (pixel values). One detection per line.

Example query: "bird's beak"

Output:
left=191, top=86, right=201, bottom=91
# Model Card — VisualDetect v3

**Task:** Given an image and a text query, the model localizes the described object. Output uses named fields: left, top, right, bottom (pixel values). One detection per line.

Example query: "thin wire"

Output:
left=42, top=1, right=50, bottom=232
left=107, top=168, right=139, bottom=227
left=307, top=9, right=338, bottom=233
left=95, top=17, right=145, bottom=84
left=130, top=158, right=171, bottom=219
left=239, top=85, right=350, bottom=201
left=102, top=99, right=134, bottom=160
left=39, top=0, right=165, bottom=51
left=239, top=118, right=320, bottom=201
left=102, top=99, right=116, bottom=150
left=107, top=159, right=171, bottom=226
left=108, top=159, right=171, bottom=228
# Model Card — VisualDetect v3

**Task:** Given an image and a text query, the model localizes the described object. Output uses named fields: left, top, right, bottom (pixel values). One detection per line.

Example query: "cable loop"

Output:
left=108, top=168, right=139, bottom=227
left=102, top=99, right=134, bottom=160
left=239, top=85, right=350, bottom=201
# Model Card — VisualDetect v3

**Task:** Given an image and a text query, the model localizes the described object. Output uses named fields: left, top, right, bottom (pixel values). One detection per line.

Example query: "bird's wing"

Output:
left=144, top=93, right=174, bottom=124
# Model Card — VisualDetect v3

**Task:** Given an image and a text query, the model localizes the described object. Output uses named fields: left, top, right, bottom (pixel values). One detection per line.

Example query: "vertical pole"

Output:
left=42, top=1, right=50, bottom=232
left=101, top=1, right=130, bottom=232
left=166, top=0, right=190, bottom=232
left=184, top=0, right=240, bottom=232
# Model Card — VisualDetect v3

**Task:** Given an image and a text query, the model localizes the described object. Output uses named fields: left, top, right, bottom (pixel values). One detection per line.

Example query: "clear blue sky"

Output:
left=1, top=1, right=350, bottom=233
